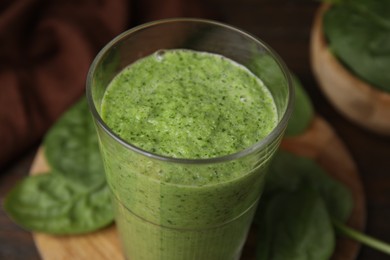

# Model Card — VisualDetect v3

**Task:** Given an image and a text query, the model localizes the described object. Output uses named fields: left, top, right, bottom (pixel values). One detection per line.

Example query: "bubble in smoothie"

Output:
left=155, top=50, right=166, bottom=62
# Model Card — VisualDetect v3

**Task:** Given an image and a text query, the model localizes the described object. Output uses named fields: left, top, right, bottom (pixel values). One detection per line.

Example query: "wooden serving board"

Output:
left=30, top=116, right=365, bottom=260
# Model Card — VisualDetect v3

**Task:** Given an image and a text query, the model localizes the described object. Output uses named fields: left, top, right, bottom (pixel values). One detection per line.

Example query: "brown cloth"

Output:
left=0, top=0, right=129, bottom=169
left=0, top=0, right=213, bottom=170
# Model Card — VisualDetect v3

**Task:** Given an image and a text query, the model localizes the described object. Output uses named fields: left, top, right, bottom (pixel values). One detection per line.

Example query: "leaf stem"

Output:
left=332, top=219, right=390, bottom=255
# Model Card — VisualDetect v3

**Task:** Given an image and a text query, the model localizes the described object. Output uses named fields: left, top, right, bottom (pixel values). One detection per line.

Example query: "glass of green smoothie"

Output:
left=86, top=18, right=293, bottom=260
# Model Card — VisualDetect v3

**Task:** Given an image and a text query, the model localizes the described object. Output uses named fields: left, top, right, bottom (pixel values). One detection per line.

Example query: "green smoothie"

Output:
left=100, top=49, right=278, bottom=259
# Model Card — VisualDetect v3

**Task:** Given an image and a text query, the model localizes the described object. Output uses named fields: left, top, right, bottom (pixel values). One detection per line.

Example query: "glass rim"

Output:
left=86, top=17, right=294, bottom=165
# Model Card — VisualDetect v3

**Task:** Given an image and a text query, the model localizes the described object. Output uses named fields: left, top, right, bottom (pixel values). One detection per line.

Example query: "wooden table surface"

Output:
left=1, top=0, right=390, bottom=259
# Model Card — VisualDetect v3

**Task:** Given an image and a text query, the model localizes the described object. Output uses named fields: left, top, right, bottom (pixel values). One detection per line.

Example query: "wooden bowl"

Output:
left=310, top=4, right=390, bottom=135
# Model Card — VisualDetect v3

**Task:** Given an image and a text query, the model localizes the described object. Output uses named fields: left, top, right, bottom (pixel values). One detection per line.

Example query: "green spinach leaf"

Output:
left=323, top=0, right=390, bottom=92
left=265, top=151, right=353, bottom=222
left=285, top=75, right=314, bottom=137
left=4, top=173, right=113, bottom=235
left=256, top=188, right=335, bottom=260
left=44, top=98, right=105, bottom=188
left=255, top=150, right=390, bottom=257
left=249, top=53, right=314, bottom=136
left=4, top=98, right=113, bottom=234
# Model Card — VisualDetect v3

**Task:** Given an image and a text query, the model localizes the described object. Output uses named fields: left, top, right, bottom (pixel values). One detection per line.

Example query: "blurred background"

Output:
left=1, top=0, right=389, bottom=259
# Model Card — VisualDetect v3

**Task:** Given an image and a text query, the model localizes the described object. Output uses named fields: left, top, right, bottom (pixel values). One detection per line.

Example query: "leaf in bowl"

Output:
left=323, top=0, right=390, bottom=92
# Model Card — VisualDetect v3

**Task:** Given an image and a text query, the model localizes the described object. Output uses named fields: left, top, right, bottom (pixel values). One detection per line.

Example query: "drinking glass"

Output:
left=86, top=18, right=293, bottom=260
